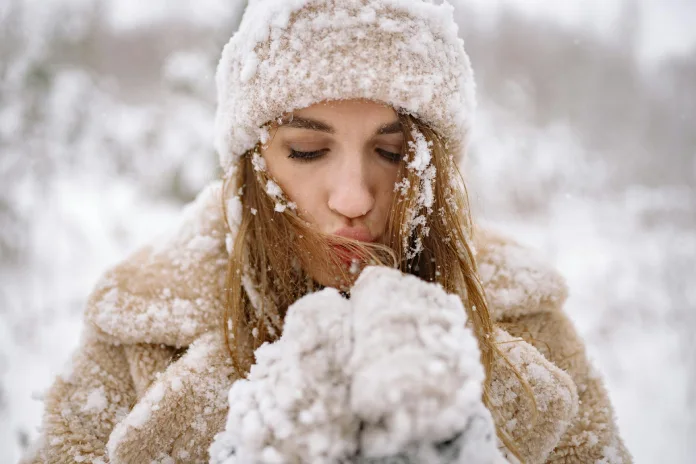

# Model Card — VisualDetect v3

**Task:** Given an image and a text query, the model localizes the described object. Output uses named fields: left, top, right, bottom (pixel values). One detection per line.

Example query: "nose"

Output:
left=327, top=155, right=375, bottom=220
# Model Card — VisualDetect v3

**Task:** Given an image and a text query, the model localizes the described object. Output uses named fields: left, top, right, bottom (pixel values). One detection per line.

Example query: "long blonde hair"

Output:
left=221, top=111, right=523, bottom=457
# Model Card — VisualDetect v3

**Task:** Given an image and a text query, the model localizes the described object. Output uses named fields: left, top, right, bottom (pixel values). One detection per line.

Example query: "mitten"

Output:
left=209, top=288, right=359, bottom=464
left=348, top=266, right=505, bottom=464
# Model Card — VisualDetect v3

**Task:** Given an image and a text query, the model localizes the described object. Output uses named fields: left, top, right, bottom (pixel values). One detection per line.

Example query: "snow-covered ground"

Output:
left=1, top=1, right=694, bottom=463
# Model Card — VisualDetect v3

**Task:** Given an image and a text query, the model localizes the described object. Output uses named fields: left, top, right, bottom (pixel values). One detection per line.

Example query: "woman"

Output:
left=23, top=1, right=631, bottom=463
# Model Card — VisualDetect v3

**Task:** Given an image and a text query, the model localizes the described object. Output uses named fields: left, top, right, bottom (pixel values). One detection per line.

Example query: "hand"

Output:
left=347, top=266, right=503, bottom=463
left=210, top=288, right=358, bottom=464
left=211, top=267, right=505, bottom=464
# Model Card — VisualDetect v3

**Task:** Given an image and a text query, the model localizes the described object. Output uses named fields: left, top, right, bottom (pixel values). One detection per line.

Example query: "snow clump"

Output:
left=209, top=266, right=504, bottom=464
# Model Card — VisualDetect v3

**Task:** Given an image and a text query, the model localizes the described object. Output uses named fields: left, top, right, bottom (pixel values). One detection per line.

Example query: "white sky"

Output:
left=53, top=0, right=696, bottom=63
left=639, top=0, right=696, bottom=60
left=105, top=0, right=245, bottom=30
left=464, top=0, right=696, bottom=62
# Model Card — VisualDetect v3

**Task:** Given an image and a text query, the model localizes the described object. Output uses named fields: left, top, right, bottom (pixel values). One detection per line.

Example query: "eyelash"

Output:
left=288, top=148, right=402, bottom=163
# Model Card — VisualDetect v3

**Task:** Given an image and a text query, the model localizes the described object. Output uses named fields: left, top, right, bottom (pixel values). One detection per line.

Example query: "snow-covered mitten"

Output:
left=209, top=288, right=359, bottom=464
left=347, top=266, right=504, bottom=464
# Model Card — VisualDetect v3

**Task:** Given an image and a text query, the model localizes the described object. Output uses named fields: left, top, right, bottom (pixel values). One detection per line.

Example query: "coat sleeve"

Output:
left=105, top=331, right=236, bottom=463
left=490, top=327, right=579, bottom=463
left=499, top=310, right=632, bottom=464
left=21, top=329, right=137, bottom=464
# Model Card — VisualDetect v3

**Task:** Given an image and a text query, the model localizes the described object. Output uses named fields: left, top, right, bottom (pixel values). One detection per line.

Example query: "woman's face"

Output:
left=261, top=99, right=404, bottom=286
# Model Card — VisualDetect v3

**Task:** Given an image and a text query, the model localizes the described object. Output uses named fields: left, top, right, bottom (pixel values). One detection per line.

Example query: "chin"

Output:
left=310, top=262, right=362, bottom=291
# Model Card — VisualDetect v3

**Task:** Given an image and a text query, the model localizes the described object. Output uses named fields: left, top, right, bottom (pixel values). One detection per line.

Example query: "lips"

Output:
left=332, top=227, right=374, bottom=243
left=331, top=227, right=374, bottom=266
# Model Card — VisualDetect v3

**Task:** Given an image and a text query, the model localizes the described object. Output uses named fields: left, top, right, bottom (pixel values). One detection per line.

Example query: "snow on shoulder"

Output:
left=210, top=267, right=505, bottom=464
left=84, top=182, right=230, bottom=347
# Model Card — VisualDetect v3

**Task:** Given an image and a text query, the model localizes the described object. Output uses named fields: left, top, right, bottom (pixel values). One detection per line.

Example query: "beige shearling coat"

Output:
left=22, top=182, right=631, bottom=464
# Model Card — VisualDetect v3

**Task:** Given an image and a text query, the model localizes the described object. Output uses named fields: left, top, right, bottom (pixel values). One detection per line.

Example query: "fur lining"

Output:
left=473, top=228, right=569, bottom=321
left=84, top=182, right=229, bottom=347
left=28, top=183, right=631, bottom=464
left=84, top=181, right=568, bottom=346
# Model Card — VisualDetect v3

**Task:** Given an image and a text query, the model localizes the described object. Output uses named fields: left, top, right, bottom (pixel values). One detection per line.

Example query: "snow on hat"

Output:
left=214, top=0, right=476, bottom=172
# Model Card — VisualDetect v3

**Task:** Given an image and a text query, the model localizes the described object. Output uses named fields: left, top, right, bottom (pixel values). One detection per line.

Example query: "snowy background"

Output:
left=1, top=0, right=694, bottom=462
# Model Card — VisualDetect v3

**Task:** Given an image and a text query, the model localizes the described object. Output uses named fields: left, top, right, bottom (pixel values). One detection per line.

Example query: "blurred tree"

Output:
left=458, top=4, right=695, bottom=192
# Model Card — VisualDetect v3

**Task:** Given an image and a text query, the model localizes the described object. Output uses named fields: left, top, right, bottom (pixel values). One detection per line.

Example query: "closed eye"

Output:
left=288, top=148, right=402, bottom=163
left=377, top=148, right=402, bottom=163
left=288, top=149, right=328, bottom=161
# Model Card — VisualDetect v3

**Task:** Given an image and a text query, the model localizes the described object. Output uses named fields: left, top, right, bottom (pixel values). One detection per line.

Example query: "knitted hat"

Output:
left=214, top=0, right=476, bottom=173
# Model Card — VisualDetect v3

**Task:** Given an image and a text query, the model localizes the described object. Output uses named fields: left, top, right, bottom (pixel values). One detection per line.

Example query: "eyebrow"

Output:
left=278, top=116, right=403, bottom=136
left=377, top=120, right=403, bottom=135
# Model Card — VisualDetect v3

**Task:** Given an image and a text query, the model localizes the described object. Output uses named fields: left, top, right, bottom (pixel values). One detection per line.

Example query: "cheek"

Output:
left=264, top=156, right=326, bottom=222
left=370, top=164, right=401, bottom=228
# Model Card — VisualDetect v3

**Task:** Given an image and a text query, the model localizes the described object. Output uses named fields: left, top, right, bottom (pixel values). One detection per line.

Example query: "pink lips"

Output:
left=331, top=227, right=374, bottom=265
left=332, top=227, right=375, bottom=243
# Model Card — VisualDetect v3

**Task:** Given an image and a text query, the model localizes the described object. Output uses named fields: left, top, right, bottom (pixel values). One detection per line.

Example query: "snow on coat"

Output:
left=21, top=182, right=632, bottom=463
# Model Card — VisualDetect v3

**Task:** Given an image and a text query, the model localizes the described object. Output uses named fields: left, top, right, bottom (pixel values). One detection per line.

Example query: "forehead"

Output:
left=291, top=99, right=398, bottom=124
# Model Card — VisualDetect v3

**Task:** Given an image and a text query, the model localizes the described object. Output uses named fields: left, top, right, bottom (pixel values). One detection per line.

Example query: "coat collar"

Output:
left=84, top=182, right=568, bottom=347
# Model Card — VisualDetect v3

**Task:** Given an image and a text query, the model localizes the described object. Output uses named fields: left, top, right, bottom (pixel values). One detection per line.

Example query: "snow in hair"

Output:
left=214, top=0, right=476, bottom=171
left=401, top=125, right=437, bottom=258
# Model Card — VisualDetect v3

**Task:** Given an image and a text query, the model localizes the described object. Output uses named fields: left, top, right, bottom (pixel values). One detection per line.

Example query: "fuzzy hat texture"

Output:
left=214, top=0, right=476, bottom=173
